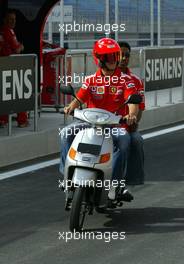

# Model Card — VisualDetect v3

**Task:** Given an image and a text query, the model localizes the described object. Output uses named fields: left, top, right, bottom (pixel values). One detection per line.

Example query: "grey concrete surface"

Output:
left=0, top=129, right=184, bottom=264
left=139, top=102, right=184, bottom=130
left=0, top=112, right=64, bottom=168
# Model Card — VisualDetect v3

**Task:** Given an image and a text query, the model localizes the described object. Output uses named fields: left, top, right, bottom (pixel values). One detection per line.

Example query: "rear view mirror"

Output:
left=60, top=84, right=75, bottom=96
left=60, top=84, right=83, bottom=110
left=126, top=94, right=142, bottom=104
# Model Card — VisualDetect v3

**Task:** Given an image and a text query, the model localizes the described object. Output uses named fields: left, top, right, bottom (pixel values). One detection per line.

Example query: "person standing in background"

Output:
left=0, top=9, right=28, bottom=128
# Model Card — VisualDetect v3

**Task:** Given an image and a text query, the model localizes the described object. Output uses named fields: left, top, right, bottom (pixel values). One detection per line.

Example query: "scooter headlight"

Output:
left=84, top=111, right=110, bottom=124
left=69, top=147, right=77, bottom=160
left=99, top=153, right=111, bottom=163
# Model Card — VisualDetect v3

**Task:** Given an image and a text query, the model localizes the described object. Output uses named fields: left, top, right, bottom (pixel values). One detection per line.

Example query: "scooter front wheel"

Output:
left=69, top=186, right=87, bottom=232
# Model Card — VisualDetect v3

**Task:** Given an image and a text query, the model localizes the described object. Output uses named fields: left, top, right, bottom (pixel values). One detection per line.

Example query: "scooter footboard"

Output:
left=72, top=168, right=97, bottom=187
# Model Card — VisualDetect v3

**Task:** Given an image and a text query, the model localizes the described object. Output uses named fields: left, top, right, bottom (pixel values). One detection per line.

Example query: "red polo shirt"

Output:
left=126, top=67, right=145, bottom=111
left=0, top=26, right=22, bottom=56
left=77, top=68, right=138, bottom=125
left=0, top=26, right=27, bottom=125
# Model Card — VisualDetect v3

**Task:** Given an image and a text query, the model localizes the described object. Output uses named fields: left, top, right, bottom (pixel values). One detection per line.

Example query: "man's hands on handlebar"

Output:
left=64, top=99, right=81, bottom=115
left=125, top=103, right=139, bottom=126
left=64, top=99, right=139, bottom=127
left=64, top=105, right=74, bottom=115
left=123, top=114, right=137, bottom=126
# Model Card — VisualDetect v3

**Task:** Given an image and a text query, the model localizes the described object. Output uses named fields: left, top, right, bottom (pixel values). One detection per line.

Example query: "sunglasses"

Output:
left=99, top=52, right=120, bottom=64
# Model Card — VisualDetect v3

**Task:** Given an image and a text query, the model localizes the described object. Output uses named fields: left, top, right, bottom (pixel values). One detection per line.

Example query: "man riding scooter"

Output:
left=60, top=38, right=139, bottom=203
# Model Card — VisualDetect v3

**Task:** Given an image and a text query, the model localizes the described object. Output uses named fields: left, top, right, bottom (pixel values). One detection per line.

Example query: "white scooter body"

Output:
left=64, top=108, right=122, bottom=206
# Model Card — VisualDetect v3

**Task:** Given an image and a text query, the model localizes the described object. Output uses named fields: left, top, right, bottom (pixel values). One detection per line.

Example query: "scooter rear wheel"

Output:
left=69, top=186, right=87, bottom=232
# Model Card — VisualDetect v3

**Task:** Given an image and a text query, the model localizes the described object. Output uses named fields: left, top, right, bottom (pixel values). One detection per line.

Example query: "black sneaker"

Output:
left=107, top=199, right=117, bottom=208
left=120, top=189, right=134, bottom=202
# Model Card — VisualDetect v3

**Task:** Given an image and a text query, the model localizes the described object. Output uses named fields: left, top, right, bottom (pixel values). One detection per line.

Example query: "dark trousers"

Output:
left=126, top=131, right=145, bottom=185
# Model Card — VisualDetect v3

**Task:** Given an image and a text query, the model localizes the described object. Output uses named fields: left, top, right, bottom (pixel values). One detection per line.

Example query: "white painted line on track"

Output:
left=0, top=124, right=184, bottom=180
left=0, top=159, right=60, bottom=181
left=142, top=124, right=184, bottom=139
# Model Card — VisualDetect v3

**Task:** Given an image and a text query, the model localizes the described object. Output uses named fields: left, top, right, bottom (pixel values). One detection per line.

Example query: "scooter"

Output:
left=60, top=85, right=141, bottom=232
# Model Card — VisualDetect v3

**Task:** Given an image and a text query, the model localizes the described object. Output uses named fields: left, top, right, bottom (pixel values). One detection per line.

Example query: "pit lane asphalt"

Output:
left=0, top=129, right=184, bottom=264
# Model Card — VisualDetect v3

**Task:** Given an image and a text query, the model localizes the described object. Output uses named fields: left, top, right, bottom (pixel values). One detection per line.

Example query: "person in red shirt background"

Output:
left=60, top=38, right=140, bottom=202
left=0, top=9, right=28, bottom=128
left=118, top=41, right=145, bottom=185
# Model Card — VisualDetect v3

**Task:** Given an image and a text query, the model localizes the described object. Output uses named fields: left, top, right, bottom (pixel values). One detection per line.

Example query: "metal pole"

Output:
left=150, top=0, right=154, bottom=46
left=157, top=0, right=161, bottom=46
left=55, top=56, right=59, bottom=109
left=60, top=0, right=64, bottom=47
left=115, top=0, right=119, bottom=41
left=84, top=53, right=87, bottom=76
left=34, top=56, right=38, bottom=132
left=48, top=17, right=53, bottom=42
left=63, top=52, right=67, bottom=125
left=140, top=48, right=146, bottom=107
left=136, top=0, right=138, bottom=34
left=8, top=114, right=12, bottom=136
left=58, top=56, right=62, bottom=108
left=168, top=88, right=173, bottom=104
left=182, top=47, right=184, bottom=102
left=139, top=48, right=144, bottom=81
left=154, top=90, right=159, bottom=107
left=105, top=0, right=110, bottom=38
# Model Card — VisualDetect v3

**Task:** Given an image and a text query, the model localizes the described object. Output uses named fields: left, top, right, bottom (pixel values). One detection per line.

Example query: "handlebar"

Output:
left=119, top=117, right=127, bottom=124
left=62, top=108, right=128, bottom=125
left=60, top=108, right=74, bottom=116
left=69, top=110, right=74, bottom=116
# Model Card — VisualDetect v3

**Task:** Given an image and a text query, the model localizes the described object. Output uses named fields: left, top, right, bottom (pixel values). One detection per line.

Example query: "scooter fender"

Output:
left=72, top=168, right=97, bottom=187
